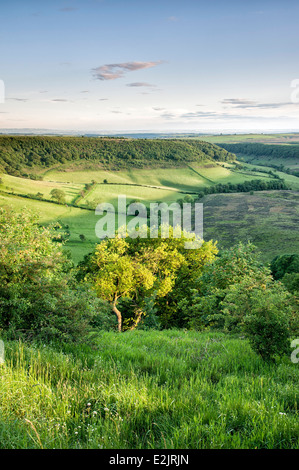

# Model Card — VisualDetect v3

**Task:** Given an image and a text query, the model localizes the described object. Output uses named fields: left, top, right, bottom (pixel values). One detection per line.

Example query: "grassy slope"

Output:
left=239, top=154, right=299, bottom=172
left=1, top=330, right=298, bottom=449
left=44, top=162, right=274, bottom=188
left=202, top=190, right=299, bottom=263
left=0, top=174, right=84, bottom=203
left=238, top=161, right=299, bottom=190
left=43, top=165, right=209, bottom=190
left=0, top=193, right=99, bottom=263
left=80, top=184, right=188, bottom=208
left=1, top=157, right=298, bottom=264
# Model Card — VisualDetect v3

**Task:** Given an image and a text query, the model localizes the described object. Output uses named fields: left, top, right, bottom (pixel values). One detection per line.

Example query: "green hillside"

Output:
left=0, top=136, right=297, bottom=264
left=0, top=135, right=235, bottom=176
left=2, top=330, right=298, bottom=449
left=202, top=190, right=299, bottom=263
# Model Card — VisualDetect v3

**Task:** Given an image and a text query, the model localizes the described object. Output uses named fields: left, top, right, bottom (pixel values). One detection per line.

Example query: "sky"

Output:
left=0, top=0, right=299, bottom=133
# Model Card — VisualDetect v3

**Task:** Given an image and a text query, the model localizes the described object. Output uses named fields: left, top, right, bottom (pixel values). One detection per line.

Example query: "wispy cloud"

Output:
left=159, top=110, right=296, bottom=122
left=8, top=98, right=28, bottom=102
left=221, top=98, right=257, bottom=106
left=167, top=16, right=178, bottom=22
left=221, top=98, right=294, bottom=109
left=237, top=102, right=293, bottom=109
left=51, top=98, right=70, bottom=102
left=159, top=108, right=295, bottom=122
left=126, top=82, right=156, bottom=87
left=92, top=61, right=164, bottom=81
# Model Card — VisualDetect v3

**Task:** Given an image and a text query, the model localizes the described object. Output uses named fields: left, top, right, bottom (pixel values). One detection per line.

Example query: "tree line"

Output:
left=217, top=142, right=299, bottom=159
left=0, top=136, right=235, bottom=176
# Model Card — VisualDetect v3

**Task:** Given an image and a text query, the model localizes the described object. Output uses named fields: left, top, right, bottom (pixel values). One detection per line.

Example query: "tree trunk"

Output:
left=129, top=308, right=144, bottom=331
left=112, top=301, right=122, bottom=332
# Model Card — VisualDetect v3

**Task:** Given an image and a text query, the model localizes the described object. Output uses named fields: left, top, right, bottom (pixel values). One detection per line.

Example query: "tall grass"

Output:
left=0, top=330, right=298, bottom=449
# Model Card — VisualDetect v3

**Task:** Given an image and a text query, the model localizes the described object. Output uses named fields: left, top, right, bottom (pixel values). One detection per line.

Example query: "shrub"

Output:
left=222, top=279, right=293, bottom=361
left=0, top=208, right=116, bottom=343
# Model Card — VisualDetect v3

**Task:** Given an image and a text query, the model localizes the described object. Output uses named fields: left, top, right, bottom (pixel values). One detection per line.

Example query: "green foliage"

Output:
left=50, top=188, right=66, bottom=204
left=0, top=330, right=298, bottom=449
left=219, top=142, right=299, bottom=160
left=222, top=279, right=293, bottom=361
left=78, top=227, right=218, bottom=331
left=184, top=243, right=297, bottom=361
left=0, top=135, right=235, bottom=176
left=194, top=178, right=288, bottom=197
left=0, top=208, right=114, bottom=342
left=282, top=273, right=299, bottom=294
left=271, top=254, right=299, bottom=280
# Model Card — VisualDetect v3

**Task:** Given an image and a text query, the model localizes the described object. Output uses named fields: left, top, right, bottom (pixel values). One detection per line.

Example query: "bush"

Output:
left=184, top=243, right=297, bottom=361
left=0, top=208, right=116, bottom=343
left=222, top=280, right=293, bottom=361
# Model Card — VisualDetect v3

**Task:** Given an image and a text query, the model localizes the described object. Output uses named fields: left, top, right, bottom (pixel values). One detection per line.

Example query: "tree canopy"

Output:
left=78, top=227, right=218, bottom=331
left=0, top=135, right=235, bottom=176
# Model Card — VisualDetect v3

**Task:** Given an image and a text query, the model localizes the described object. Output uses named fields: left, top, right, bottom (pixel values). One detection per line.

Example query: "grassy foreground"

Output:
left=0, top=330, right=298, bottom=449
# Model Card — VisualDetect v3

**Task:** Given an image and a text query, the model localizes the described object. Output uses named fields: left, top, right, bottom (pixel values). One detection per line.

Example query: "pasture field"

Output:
left=79, top=183, right=188, bottom=208
left=239, top=155, right=299, bottom=172
left=202, top=190, right=299, bottom=263
left=0, top=329, right=298, bottom=449
left=0, top=193, right=100, bottom=263
left=1, top=158, right=298, bottom=264
left=44, top=165, right=210, bottom=191
left=238, top=162, right=299, bottom=190
left=0, top=174, right=84, bottom=204
left=43, top=162, right=276, bottom=192
left=188, top=163, right=275, bottom=185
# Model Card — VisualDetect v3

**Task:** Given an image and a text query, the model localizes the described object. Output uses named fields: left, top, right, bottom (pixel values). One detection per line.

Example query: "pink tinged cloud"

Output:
left=92, top=61, right=164, bottom=81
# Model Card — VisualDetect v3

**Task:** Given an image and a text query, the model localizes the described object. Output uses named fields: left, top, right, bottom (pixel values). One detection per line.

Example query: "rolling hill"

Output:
left=0, top=135, right=298, bottom=264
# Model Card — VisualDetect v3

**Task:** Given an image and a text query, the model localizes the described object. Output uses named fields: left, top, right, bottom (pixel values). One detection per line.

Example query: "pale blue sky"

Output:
left=1, top=0, right=299, bottom=132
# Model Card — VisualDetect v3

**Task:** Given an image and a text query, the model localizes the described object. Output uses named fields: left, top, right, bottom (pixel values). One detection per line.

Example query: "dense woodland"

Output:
left=218, top=142, right=299, bottom=159
left=0, top=136, right=235, bottom=176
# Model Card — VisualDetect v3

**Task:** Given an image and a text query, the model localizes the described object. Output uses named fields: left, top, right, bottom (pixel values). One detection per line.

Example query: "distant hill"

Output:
left=0, top=136, right=235, bottom=176
left=217, top=142, right=299, bottom=159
